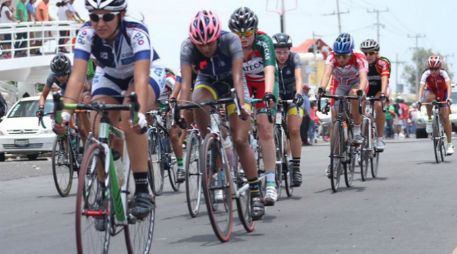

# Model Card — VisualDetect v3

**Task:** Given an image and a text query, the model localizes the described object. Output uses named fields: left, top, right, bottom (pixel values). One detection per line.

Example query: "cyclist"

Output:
left=418, top=55, right=454, bottom=155
left=60, top=0, right=159, bottom=221
left=229, top=7, right=279, bottom=205
left=360, top=39, right=391, bottom=151
left=179, top=10, right=264, bottom=220
left=317, top=33, right=368, bottom=176
left=272, top=32, right=304, bottom=188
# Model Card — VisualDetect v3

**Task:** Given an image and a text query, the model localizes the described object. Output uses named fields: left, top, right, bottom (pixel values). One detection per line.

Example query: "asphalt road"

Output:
left=1, top=139, right=457, bottom=254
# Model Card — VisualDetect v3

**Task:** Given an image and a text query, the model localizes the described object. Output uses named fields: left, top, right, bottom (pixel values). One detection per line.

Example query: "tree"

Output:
left=402, top=48, right=454, bottom=95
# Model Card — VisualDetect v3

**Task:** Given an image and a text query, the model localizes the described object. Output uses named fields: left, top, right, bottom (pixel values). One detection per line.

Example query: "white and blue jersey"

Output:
left=74, top=17, right=164, bottom=101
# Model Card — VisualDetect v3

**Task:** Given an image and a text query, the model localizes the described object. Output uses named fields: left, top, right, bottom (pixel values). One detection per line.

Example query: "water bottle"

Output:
left=222, top=135, right=234, bottom=169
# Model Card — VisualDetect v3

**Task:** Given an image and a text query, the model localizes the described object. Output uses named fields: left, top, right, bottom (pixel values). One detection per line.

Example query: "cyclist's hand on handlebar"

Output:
left=131, top=112, right=148, bottom=134
left=169, top=97, right=177, bottom=105
left=263, top=92, right=276, bottom=106
left=53, top=111, right=71, bottom=135
left=293, top=93, right=304, bottom=107
left=447, top=99, right=453, bottom=105
left=36, top=106, right=44, bottom=118
left=239, top=104, right=251, bottom=121
left=317, top=87, right=326, bottom=97
left=356, top=89, right=364, bottom=97
left=380, top=93, right=387, bottom=101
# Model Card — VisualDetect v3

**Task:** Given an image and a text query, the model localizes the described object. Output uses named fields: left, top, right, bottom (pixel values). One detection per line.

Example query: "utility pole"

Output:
left=391, top=53, right=405, bottom=94
left=266, top=0, right=297, bottom=33
left=407, top=34, right=426, bottom=94
left=322, top=0, right=349, bottom=34
left=367, top=8, right=389, bottom=43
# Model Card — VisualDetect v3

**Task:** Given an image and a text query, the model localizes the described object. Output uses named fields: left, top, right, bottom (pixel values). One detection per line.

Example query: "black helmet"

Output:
left=360, top=39, right=380, bottom=52
left=272, top=33, right=292, bottom=48
left=228, top=7, right=258, bottom=33
left=50, top=53, right=71, bottom=76
left=85, top=0, right=127, bottom=12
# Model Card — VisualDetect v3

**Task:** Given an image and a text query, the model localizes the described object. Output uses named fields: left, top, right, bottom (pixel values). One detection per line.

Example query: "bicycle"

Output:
left=318, top=93, right=363, bottom=192
left=173, top=89, right=255, bottom=242
left=146, top=105, right=181, bottom=196
left=418, top=100, right=449, bottom=163
left=54, top=93, right=155, bottom=254
left=361, top=96, right=385, bottom=179
left=38, top=106, right=83, bottom=197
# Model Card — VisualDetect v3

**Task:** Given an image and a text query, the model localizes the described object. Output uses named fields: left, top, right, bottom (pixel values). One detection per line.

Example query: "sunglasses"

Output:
left=89, top=12, right=119, bottom=23
left=430, top=68, right=440, bottom=71
left=364, top=51, right=378, bottom=56
left=234, top=30, right=255, bottom=38
left=335, top=53, right=351, bottom=59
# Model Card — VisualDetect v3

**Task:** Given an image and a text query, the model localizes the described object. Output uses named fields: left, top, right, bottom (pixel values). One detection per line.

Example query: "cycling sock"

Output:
left=248, top=178, right=261, bottom=197
left=266, top=172, right=275, bottom=187
left=133, top=172, right=149, bottom=194
left=177, top=158, right=184, bottom=169
left=291, top=157, right=301, bottom=170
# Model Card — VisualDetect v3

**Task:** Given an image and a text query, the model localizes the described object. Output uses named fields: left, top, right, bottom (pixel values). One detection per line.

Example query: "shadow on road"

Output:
left=169, top=229, right=264, bottom=246
left=36, top=193, right=76, bottom=199
left=314, top=185, right=367, bottom=194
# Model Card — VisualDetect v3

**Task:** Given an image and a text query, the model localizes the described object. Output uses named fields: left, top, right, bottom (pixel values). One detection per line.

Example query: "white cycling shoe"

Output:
left=426, top=120, right=433, bottom=134
left=264, top=186, right=278, bottom=206
left=446, top=144, right=455, bottom=156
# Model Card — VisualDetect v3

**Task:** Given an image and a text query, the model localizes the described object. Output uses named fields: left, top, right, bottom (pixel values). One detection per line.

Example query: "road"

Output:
left=1, top=139, right=457, bottom=254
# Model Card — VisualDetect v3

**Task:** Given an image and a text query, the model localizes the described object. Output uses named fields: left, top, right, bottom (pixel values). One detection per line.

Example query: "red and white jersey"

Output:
left=326, top=52, right=368, bottom=87
left=420, top=69, right=450, bottom=92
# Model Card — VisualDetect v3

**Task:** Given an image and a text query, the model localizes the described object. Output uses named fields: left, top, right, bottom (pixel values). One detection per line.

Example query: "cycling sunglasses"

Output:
left=430, top=68, right=440, bottom=71
left=364, top=51, right=378, bottom=56
left=234, top=30, right=255, bottom=38
left=335, top=53, right=351, bottom=59
left=89, top=12, right=119, bottom=23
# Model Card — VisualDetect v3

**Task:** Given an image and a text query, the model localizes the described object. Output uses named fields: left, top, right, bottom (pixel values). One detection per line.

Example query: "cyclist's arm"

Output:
left=359, top=70, right=368, bottom=92
left=294, top=68, right=303, bottom=96
left=381, top=76, right=389, bottom=95
left=179, top=64, right=193, bottom=102
left=418, top=72, right=428, bottom=100
left=64, top=59, right=87, bottom=105
left=264, top=65, right=275, bottom=94
left=170, top=77, right=182, bottom=99
left=319, top=64, right=333, bottom=90
left=39, top=85, right=51, bottom=108
left=133, top=59, right=150, bottom=114
left=232, top=57, right=246, bottom=105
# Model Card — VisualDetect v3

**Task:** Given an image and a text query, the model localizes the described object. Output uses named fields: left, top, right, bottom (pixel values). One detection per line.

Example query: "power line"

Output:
left=367, top=8, right=389, bottom=43
left=408, top=33, right=426, bottom=50
left=322, top=0, right=349, bottom=34
left=266, top=0, right=298, bottom=33
left=391, top=53, right=406, bottom=92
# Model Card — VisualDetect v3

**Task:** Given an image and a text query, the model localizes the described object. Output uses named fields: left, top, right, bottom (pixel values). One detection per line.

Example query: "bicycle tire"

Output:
left=330, top=123, right=344, bottom=192
left=360, top=120, right=369, bottom=181
left=232, top=152, right=255, bottom=233
left=345, top=145, right=355, bottom=187
left=185, top=131, right=203, bottom=218
left=124, top=168, right=155, bottom=254
left=273, top=127, right=283, bottom=199
left=52, top=136, right=74, bottom=197
left=439, top=127, right=445, bottom=162
left=432, top=116, right=441, bottom=163
left=162, top=135, right=181, bottom=192
left=75, top=143, right=111, bottom=254
left=148, top=130, right=164, bottom=195
left=371, top=151, right=380, bottom=178
left=200, top=133, right=234, bottom=242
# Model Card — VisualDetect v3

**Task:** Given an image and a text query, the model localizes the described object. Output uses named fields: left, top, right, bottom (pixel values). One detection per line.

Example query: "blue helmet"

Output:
left=333, top=33, right=354, bottom=54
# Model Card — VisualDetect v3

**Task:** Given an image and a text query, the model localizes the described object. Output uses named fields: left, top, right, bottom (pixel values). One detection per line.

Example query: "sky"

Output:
left=69, top=0, right=457, bottom=88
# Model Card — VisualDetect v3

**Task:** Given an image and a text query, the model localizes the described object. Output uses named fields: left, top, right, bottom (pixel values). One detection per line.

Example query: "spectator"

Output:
left=67, top=0, right=84, bottom=23
left=26, top=0, right=41, bottom=55
left=300, top=84, right=312, bottom=145
left=409, top=103, right=419, bottom=138
left=0, top=0, right=15, bottom=59
left=399, top=100, right=410, bottom=138
left=15, top=0, right=29, bottom=57
left=56, top=0, right=73, bottom=53
left=35, top=0, right=52, bottom=53
left=385, top=100, right=395, bottom=139
left=308, top=101, right=319, bottom=144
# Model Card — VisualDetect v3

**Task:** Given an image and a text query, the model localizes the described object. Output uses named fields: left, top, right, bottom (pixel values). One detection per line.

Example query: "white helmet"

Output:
left=85, top=0, right=127, bottom=12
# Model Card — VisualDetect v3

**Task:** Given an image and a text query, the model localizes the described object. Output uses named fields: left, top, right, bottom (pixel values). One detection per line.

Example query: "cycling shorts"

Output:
left=285, top=102, right=304, bottom=117
left=424, top=89, right=449, bottom=108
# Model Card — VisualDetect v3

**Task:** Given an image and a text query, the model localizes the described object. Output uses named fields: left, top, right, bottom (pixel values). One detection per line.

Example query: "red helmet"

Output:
left=188, top=10, right=221, bottom=46
left=427, top=55, right=442, bottom=69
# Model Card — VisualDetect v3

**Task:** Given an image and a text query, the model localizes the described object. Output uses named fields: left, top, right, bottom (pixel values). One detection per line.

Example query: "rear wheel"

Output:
left=185, top=131, right=202, bottom=218
left=52, top=136, right=73, bottom=197
left=75, top=143, right=111, bottom=254
left=200, top=134, right=233, bottom=242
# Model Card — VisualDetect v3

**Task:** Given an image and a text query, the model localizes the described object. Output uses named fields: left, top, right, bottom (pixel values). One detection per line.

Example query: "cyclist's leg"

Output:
left=170, top=125, right=185, bottom=182
left=287, top=105, right=304, bottom=186
left=349, top=85, right=363, bottom=143
left=424, top=90, right=435, bottom=119
left=373, top=91, right=386, bottom=148
left=77, top=89, right=92, bottom=146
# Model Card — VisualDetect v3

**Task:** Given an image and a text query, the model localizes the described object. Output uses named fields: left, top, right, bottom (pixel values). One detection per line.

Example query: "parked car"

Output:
left=0, top=96, right=56, bottom=161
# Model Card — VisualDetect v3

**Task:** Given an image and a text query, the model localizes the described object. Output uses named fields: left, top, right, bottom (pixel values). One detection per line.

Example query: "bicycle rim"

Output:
left=433, top=117, right=440, bottom=163
left=360, top=124, right=369, bottom=181
left=330, top=125, right=343, bottom=192
left=200, top=134, right=233, bottom=242
left=345, top=146, right=355, bottom=187
left=236, top=181, right=255, bottom=233
left=161, top=135, right=181, bottom=192
left=75, top=143, right=110, bottom=254
left=439, top=130, right=445, bottom=162
left=125, top=170, right=155, bottom=254
left=185, top=132, right=202, bottom=218
left=273, top=127, right=283, bottom=199
left=148, top=131, right=164, bottom=195
left=52, top=136, right=73, bottom=197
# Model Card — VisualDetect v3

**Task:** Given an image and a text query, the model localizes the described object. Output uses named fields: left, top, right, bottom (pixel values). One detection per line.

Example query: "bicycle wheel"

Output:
left=52, top=136, right=74, bottom=197
left=148, top=131, right=164, bottom=195
left=75, top=143, right=111, bottom=254
left=161, top=135, right=181, bottom=192
left=273, top=127, right=283, bottom=199
left=235, top=167, right=255, bottom=233
left=330, top=123, right=344, bottom=192
left=371, top=151, right=380, bottom=178
left=439, top=127, right=445, bottom=162
left=345, top=145, right=356, bottom=187
left=124, top=169, right=155, bottom=254
left=185, top=131, right=202, bottom=218
left=360, top=122, right=369, bottom=181
left=200, top=133, right=233, bottom=242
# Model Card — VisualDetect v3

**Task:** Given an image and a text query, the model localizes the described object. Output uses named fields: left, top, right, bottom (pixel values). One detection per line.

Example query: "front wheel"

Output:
left=330, top=123, right=344, bottom=192
left=200, top=134, right=233, bottom=242
left=52, top=136, right=73, bottom=197
left=148, top=131, right=164, bottom=196
left=185, top=131, right=202, bottom=218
